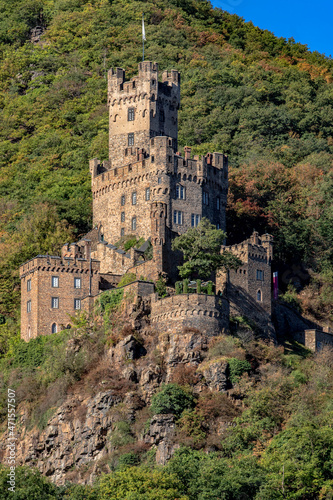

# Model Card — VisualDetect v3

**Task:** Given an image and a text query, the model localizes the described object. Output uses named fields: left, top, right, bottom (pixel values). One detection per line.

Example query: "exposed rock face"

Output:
left=145, top=414, right=179, bottom=465
left=30, top=26, right=44, bottom=44
left=7, top=391, right=121, bottom=485
left=0, top=303, right=240, bottom=485
left=112, top=335, right=147, bottom=362
left=202, top=360, right=229, bottom=392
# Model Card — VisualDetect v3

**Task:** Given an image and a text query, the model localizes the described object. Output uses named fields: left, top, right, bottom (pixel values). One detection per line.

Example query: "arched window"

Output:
left=51, top=323, right=57, bottom=334
left=27, top=326, right=31, bottom=339
left=257, top=290, right=262, bottom=302
left=132, top=192, right=137, bottom=205
left=132, top=217, right=137, bottom=231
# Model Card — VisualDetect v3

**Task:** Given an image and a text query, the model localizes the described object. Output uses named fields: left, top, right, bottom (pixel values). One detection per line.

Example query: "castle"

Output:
left=19, top=61, right=273, bottom=341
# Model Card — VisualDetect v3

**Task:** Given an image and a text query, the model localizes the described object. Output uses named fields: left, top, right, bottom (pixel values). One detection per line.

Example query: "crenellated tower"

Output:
left=107, top=61, right=180, bottom=169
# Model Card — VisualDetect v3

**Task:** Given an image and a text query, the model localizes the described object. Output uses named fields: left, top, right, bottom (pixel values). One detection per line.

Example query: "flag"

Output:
left=273, top=272, right=278, bottom=300
left=142, top=14, right=146, bottom=41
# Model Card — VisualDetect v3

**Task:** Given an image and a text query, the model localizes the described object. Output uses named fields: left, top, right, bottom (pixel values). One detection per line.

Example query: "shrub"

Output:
left=196, top=391, right=240, bottom=420
left=117, top=273, right=137, bottom=288
left=117, top=452, right=140, bottom=469
left=207, top=281, right=214, bottom=295
left=171, top=364, right=199, bottom=387
left=95, top=289, right=124, bottom=314
left=177, top=409, right=207, bottom=445
left=110, top=421, right=135, bottom=448
left=150, top=383, right=194, bottom=417
left=280, top=284, right=302, bottom=312
left=229, top=358, right=252, bottom=384
left=155, top=275, right=167, bottom=297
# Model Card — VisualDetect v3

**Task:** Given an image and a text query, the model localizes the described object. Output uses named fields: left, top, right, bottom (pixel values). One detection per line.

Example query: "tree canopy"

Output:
left=171, top=218, right=241, bottom=279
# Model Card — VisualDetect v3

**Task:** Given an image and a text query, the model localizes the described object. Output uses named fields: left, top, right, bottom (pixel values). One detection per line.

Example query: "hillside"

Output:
left=1, top=289, right=333, bottom=499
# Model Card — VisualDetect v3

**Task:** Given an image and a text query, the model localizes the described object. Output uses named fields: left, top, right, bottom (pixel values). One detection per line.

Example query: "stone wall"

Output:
left=291, top=329, right=333, bottom=352
left=90, top=140, right=228, bottom=247
left=218, top=232, right=273, bottom=315
left=151, top=293, right=229, bottom=336
left=20, top=256, right=100, bottom=340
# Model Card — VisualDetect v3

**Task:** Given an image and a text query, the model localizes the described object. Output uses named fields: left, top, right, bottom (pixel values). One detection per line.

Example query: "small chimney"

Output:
left=184, top=146, right=191, bottom=160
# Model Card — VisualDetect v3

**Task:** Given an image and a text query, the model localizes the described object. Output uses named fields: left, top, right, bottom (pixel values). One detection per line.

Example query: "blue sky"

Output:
left=212, top=0, right=333, bottom=58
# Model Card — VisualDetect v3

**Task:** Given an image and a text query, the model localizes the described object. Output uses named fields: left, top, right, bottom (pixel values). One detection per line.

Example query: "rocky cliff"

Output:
left=0, top=293, right=244, bottom=485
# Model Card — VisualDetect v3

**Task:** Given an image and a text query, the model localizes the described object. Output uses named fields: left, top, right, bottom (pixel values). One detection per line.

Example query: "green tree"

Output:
left=150, top=383, right=194, bottom=417
left=0, top=466, right=64, bottom=499
left=171, top=218, right=241, bottom=279
left=99, top=466, right=189, bottom=500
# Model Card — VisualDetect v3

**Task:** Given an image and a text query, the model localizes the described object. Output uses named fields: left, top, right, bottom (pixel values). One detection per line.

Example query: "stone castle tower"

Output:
left=19, top=61, right=272, bottom=341
left=90, top=61, right=228, bottom=250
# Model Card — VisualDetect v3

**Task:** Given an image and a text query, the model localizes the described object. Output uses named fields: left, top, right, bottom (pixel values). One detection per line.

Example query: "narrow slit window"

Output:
left=128, top=133, right=134, bottom=146
left=128, top=108, right=135, bottom=121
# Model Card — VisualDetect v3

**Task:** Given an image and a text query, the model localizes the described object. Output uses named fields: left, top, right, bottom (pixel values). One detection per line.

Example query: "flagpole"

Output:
left=142, top=13, right=145, bottom=61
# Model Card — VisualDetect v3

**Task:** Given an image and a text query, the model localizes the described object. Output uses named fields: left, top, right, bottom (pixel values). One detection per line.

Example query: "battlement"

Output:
left=151, top=293, right=229, bottom=336
left=108, top=63, right=179, bottom=101
left=223, top=232, right=273, bottom=263
left=19, top=255, right=100, bottom=279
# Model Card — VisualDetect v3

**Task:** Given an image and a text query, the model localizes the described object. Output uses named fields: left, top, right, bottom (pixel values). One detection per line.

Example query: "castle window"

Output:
left=191, top=214, right=201, bottom=227
left=121, top=228, right=125, bottom=237
left=74, top=299, right=81, bottom=310
left=128, top=108, right=135, bottom=121
left=132, top=217, right=137, bottom=231
left=51, top=323, right=57, bottom=334
left=51, top=297, right=59, bottom=309
left=216, top=197, right=220, bottom=210
left=257, top=290, right=262, bottom=302
left=203, top=192, right=209, bottom=205
left=216, top=223, right=220, bottom=229
left=173, top=210, right=183, bottom=225
left=51, top=276, right=59, bottom=288
left=121, top=211, right=125, bottom=222
left=176, top=185, right=185, bottom=199
left=128, top=133, right=134, bottom=146
left=256, top=270, right=264, bottom=280
left=152, top=80, right=156, bottom=86
left=151, top=155, right=154, bottom=162
left=121, top=195, right=125, bottom=206
left=74, top=277, right=81, bottom=289
left=132, top=192, right=137, bottom=205
left=158, top=177, right=162, bottom=184
left=145, top=188, right=150, bottom=201
left=27, top=300, right=31, bottom=313
left=27, top=279, right=31, bottom=292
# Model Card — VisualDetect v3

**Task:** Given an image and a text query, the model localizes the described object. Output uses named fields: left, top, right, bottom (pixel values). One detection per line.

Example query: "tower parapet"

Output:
left=107, top=61, right=180, bottom=169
